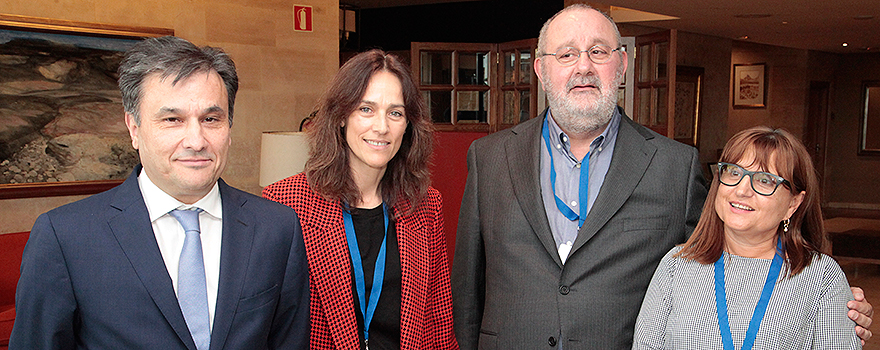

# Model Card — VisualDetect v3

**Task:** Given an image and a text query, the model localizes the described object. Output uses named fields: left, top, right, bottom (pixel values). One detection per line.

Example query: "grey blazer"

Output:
left=451, top=108, right=708, bottom=350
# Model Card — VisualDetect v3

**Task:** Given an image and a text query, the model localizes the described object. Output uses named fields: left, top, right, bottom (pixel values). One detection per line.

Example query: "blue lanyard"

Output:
left=342, top=204, right=389, bottom=344
left=713, top=238, right=783, bottom=350
left=542, top=117, right=590, bottom=228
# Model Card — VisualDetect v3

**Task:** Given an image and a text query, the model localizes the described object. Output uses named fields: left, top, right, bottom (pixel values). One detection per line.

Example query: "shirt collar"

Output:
left=138, top=169, right=222, bottom=222
left=546, top=107, right=621, bottom=159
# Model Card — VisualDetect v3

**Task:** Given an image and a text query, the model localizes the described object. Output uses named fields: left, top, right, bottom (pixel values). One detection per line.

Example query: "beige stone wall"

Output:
left=0, top=0, right=339, bottom=233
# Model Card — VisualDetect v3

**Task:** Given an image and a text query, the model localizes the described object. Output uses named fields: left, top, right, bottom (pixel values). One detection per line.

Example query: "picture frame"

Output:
left=860, top=81, right=880, bottom=156
left=674, top=66, right=703, bottom=147
left=733, top=63, right=766, bottom=108
left=0, top=14, right=172, bottom=200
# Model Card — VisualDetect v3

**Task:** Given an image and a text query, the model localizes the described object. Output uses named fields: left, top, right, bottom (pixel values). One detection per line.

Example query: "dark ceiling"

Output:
left=342, top=0, right=880, bottom=53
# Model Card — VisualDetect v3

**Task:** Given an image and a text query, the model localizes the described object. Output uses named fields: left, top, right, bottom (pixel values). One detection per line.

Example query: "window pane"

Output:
left=420, top=52, right=451, bottom=85
left=638, top=88, right=651, bottom=124
left=519, top=50, right=532, bottom=84
left=638, top=44, right=651, bottom=83
left=656, top=87, right=668, bottom=125
left=656, top=42, right=668, bottom=80
left=457, top=90, right=489, bottom=123
left=503, top=51, right=516, bottom=85
left=424, top=90, right=451, bottom=123
left=503, top=90, right=516, bottom=124
left=519, top=90, right=530, bottom=123
left=458, top=52, right=489, bottom=85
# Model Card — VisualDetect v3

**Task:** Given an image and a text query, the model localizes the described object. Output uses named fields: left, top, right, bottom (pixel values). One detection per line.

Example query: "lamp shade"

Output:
left=259, top=131, right=309, bottom=187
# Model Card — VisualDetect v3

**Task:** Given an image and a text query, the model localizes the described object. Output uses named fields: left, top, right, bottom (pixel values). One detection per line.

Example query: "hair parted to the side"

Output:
left=118, top=36, right=238, bottom=125
left=677, top=126, right=827, bottom=277
left=305, top=49, right=433, bottom=214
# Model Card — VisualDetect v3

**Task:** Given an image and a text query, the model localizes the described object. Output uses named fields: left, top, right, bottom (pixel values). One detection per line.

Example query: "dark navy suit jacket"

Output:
left=10, top=165, right=309, bottom=349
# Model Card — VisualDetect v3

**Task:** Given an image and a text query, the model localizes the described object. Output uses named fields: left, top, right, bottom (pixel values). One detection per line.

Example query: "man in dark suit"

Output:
left=451, top=5, right=873, bottom=349
left=10, top=36, right=309, bottom=349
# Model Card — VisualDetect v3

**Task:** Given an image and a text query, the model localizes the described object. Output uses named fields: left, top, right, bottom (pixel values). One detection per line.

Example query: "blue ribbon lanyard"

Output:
left=713, top=238, right=784, bottom=350
left=542, top=117, right=590, bottom=228
left=342, top=203, right=389, bottom=345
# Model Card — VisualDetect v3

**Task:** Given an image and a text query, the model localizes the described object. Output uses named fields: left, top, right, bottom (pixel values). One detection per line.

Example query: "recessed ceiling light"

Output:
left=853, top=15, right=874, bottom=20
left=781, top=21, right=789, bottom=24
left=734, top=14, right=772, bottom=19
left=738, top=35, right=749, bottom=40
left=842, top=43, right=849, bottom=47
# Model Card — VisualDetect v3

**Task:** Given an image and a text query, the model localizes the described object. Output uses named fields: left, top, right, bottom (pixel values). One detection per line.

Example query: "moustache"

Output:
left=565, top=75, right=604, bottom=92
left=173, top=149, right=214, bottom=160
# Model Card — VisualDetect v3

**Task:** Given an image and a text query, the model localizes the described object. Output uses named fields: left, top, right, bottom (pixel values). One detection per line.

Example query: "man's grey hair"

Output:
left=118, top=36, right=238, bottom=125
left=536, top=4, right=623, bottom=55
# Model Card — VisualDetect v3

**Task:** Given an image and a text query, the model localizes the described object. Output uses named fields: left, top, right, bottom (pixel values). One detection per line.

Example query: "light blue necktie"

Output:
left=169, top=208, right=210, bottom=350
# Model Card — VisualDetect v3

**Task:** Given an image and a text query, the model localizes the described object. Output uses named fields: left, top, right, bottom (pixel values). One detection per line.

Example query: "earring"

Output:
left=782, top=218, right=790, bottom=233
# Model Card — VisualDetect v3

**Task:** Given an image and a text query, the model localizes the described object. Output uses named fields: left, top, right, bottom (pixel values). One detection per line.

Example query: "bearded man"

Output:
left=450, top=4, right=872, bottom=350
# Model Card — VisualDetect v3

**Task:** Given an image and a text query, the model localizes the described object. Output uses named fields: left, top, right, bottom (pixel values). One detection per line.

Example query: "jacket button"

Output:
left=548, top=336, right=557, bottom=346
left=559, top=285, right=570, bottom=295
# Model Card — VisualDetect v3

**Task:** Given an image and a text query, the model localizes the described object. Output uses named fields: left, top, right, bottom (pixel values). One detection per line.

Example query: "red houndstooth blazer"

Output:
left=263, top=173, right=458, bottom=350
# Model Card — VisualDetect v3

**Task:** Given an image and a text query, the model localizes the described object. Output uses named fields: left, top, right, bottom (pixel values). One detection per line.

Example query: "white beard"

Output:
left=542, top=63, right=623, bottom=135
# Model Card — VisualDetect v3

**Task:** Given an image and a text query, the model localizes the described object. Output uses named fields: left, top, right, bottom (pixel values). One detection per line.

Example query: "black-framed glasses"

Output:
left=540, top=45, right=622, bottom=66
left=717, top=162, right=791, bottom=196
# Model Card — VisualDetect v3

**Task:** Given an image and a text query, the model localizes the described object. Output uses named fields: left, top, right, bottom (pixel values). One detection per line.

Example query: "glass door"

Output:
left=412, top=39, right=538, bottom=133
left=498, top=38, right=538, bottom=131
left=634, top=30, right=676, bottom=138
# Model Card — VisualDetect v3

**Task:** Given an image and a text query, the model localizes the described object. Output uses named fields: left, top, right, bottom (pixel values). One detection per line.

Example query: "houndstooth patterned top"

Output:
left=262, top=173, right=458, bottom=350
left=634, top=245, right=861, bottom=350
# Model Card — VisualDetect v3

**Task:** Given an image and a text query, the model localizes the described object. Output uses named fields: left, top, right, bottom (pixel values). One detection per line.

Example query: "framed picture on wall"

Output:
left=860, top=81, right=880, bottom=156
left=674, top=66, right=703, bottom=147
left=733, top=63, right=766, bottom=108
left=0, top=14, right=172, bottom=200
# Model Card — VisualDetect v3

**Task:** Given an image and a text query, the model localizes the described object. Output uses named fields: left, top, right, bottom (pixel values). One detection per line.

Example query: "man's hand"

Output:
left=849, top=286, right=874, bottom=345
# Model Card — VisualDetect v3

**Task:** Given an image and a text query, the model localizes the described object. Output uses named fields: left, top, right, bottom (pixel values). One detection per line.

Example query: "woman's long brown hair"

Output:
left=304, top=49, right=433, bottom=214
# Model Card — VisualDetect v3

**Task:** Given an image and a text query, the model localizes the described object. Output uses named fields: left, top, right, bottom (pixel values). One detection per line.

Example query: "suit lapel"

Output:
left=506, top=114, right=561, bottom=265
left=303, top=194, right=361, bottom=347
left=210, top=180, right=256, bottom=350
left=571, top=115, right=656, bottom=254
left=395, top=200, right=427, bottom=348
left=107, top=166, right=197, bottom=350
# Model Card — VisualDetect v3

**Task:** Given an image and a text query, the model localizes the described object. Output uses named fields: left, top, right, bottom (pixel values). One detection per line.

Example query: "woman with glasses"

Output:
left=263, top=49, right=458, bottom=349
left=633, top=126, right=860, bottom=349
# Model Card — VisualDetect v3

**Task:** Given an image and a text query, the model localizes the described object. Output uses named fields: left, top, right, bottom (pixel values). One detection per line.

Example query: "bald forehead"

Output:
left=545, top=8, right=619, bottom=51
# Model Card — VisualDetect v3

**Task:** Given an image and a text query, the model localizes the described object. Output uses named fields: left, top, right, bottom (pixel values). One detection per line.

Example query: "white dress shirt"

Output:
left=138, top=172, right=222, bottom=330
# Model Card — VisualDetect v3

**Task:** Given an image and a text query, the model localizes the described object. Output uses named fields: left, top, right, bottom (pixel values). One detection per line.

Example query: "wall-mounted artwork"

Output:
left=861, top=81, right=880, bottom=156
left=0, top=14, right=172, bottom=199
left=733, top=63, right=766, bottom=108
left=674, top=66, right=703, bottom=147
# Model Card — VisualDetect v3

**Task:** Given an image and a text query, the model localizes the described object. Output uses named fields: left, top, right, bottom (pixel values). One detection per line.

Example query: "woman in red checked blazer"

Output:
left=263, top=49, right=458, bottom=350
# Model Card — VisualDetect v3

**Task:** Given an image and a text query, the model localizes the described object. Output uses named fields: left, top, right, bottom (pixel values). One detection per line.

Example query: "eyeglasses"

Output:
left=540, top=45, right=622, bottom=66
left=717, top=162, right=791, bottom=196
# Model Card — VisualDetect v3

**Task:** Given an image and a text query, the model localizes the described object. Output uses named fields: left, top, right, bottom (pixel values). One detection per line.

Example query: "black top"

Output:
left=349, top=205, right=401, bottom=350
